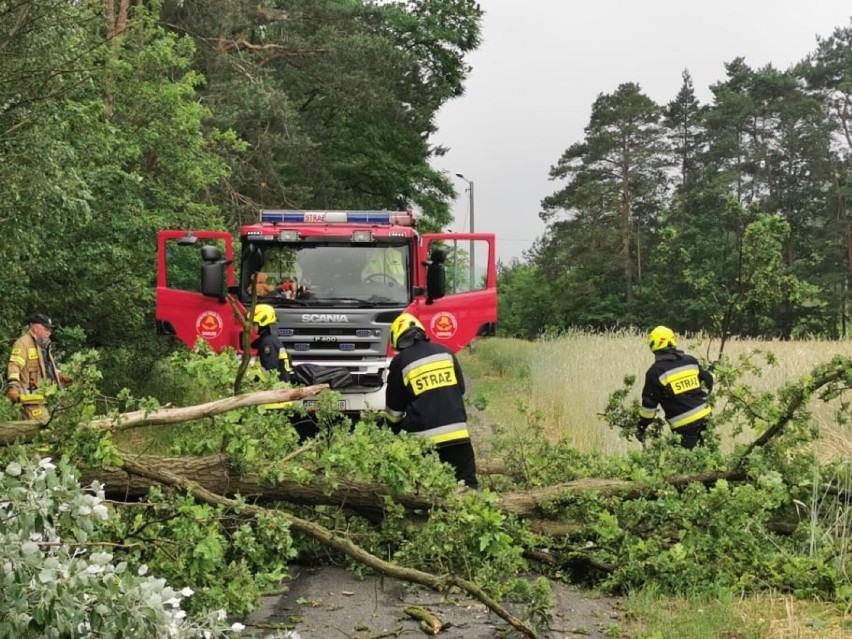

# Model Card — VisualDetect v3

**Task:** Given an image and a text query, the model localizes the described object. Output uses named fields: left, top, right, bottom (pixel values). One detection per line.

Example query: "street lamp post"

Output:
left=455, top=173, right=475, bottom=289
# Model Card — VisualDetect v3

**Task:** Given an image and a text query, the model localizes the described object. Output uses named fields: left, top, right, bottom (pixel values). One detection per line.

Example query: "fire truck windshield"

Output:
left=244, top=244, right=410, bottom=306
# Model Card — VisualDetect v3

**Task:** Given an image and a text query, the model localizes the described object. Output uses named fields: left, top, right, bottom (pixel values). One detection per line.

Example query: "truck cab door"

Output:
left=156, top=230, right=239, bottom=352
left=412, top=233, right=497, bottom=352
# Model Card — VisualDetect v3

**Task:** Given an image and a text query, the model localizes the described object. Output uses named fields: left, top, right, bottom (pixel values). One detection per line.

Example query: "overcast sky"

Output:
left=430, top=1, right=852, bottom=263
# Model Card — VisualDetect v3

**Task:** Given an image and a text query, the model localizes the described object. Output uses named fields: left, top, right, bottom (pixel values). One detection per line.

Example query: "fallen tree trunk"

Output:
left=9, top=375, right=829, bottom=637
left=81, top=453, right=748, bottom=519
left=82, top=453, right=431, bottom=515
left=0, top=420, right=37, bottom=445
left=118, top=456, right=543, bottom=639
left=0, top=385, right=328, bottom=446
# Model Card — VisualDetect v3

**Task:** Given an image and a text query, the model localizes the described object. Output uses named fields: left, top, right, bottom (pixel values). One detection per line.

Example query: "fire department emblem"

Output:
left=196, top=311, right=223, bottom=339
left=430, top=311, right=458, bottom=339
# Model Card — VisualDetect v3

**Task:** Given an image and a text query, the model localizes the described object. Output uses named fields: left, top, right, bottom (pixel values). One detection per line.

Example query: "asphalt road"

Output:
left=244, top=565, right=622, bottom=639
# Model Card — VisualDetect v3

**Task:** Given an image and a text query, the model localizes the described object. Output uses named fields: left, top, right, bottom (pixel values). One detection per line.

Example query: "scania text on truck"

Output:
left=156, top=210, right=497, bottom=413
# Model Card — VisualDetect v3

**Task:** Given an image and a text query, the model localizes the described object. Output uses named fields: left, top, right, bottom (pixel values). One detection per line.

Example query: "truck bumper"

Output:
left=301, top=385, right=387, bottom=413
left=294, top=357, right=391, bottom=414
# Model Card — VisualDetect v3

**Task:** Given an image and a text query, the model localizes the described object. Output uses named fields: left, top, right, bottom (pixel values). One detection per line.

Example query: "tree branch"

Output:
left=0, top=385, right=329, bottom=445
left=736, top=360, right=848, bottom=464
left=118, top=456, right=542, bottom=639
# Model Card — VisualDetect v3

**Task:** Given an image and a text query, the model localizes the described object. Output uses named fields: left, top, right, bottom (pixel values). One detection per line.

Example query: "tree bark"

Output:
left=82, top=453, right=430, bottom=515
left=404, top=606, right=443, bottom=635
left=0, top=384, right=328, bottom=446
left=80, top=454, right=747, bottom=519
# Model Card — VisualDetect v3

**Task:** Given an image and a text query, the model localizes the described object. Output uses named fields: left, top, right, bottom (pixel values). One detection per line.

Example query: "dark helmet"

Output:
left=29, top=313, right=58, bottom=329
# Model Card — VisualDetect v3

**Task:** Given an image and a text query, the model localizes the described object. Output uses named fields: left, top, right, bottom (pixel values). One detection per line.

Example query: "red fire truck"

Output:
left=156, top=210, right=497, bottom=412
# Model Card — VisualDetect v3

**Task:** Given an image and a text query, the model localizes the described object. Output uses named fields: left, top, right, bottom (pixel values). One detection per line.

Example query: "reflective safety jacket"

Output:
left=251, top=327, right=293, bottom=409
left=639, top=348, right=713, bottom=430
left=252, top=328, right=292, bottom=383
left=361, top=248, right=405, bottom=285
left=384, top=337, right=469, bottom=448
left=6, top=330, right=62, bottom=404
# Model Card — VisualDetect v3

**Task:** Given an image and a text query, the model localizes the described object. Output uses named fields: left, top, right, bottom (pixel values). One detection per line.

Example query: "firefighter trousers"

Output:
left=437, top=441, right=479, bottom=489
left=674, top=419, right=708, bottom=450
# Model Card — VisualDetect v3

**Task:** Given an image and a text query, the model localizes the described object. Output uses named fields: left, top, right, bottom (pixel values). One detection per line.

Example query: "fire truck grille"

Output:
left=285, top=327, right=380, bottom=337
left=289, top=342, right=373, bottom=352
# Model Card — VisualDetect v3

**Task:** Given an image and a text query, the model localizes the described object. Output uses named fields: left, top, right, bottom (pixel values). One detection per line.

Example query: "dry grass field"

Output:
left=466, top=331, right=852, bottom=460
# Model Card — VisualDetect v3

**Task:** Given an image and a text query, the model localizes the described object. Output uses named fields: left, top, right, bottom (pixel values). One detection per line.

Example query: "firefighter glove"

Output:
left=635, top=424, right=647, bottom=443
left=7, top=386, right=20, bottom=403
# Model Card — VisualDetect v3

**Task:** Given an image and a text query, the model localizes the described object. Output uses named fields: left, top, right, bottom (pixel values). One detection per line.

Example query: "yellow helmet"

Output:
left=390, top=313, right=425, bottom=350
left=252, top=304, right=277, bottom=328
left=648, top=325, right=677, bottom=351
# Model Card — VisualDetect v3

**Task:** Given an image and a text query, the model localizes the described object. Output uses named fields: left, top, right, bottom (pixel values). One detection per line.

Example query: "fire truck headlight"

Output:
left=351, top=230, right=373, bottom=242
left=278, top=230, right=300, bottom=241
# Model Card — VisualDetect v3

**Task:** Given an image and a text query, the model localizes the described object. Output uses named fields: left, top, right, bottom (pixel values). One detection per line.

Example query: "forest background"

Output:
left=1, top=1, right=852, bottom=386
left=1, top=0, right=479, bottom=389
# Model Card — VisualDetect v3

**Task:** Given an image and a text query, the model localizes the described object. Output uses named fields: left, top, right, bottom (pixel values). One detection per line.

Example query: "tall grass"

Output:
left=464, top=334, right=852, bottom=638
left=467, top=332, right=852, bottom=458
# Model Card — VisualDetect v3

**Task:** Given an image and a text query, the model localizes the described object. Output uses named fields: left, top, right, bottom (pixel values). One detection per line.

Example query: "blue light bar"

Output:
left=261, top=210, right=415, bottom=227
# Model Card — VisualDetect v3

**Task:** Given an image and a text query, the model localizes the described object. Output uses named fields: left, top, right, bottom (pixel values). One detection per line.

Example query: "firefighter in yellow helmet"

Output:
left=6, top=314, right=68, bottom=422
left=251, top=304, right=322, bottom=441
left=383, top=313, right=478, bottom=488
left=251, top=305, right=293, bottom=383
left=637, top=326, right=714, bottom=449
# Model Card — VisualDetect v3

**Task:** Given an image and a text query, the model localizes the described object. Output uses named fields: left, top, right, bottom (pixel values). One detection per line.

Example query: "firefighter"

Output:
left=383, top=313, right=478, bottom=488
left=6, top=314, right=67, bottom=422
left=361, top=247, right=405, bottom=286
left=251, top=304, right=293, bottom=383
left=637, top=325, right=714, bottom=449
left=250, top=303, right=323, bottom=440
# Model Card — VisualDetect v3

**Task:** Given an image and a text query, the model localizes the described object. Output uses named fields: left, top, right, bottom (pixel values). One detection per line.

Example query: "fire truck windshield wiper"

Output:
left=365, top=295, right=402, bottom=305
left=313, top=297, right=374, bottom=307
left=269, top=297, right=309, bottom=306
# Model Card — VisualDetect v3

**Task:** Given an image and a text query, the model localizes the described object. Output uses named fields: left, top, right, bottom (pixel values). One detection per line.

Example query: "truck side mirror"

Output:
left=201, top=263, right=226, bottom=299
left=201, top=246, right=222, bottom=261
left=424, top=247, right=446, bottom=304
left=200, top=246, right=231, bottom=300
